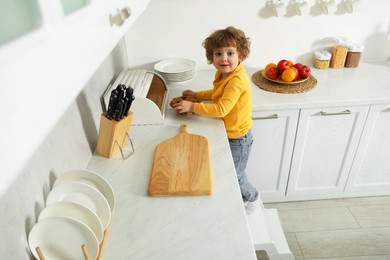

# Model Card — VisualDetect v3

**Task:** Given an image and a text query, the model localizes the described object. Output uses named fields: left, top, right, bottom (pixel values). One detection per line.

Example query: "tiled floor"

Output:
left=256, top=196, right=390, bottom=260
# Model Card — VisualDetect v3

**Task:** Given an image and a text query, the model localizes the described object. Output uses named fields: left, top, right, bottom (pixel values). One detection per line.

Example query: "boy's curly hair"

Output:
left=202, top=26, right=251, bottom=64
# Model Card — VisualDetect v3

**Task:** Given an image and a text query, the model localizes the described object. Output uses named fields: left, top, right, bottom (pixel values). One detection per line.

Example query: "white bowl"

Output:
left=54, top=169, right=115, bottom=211
left=28, top=217, right=99, bottom=260
left=46, top=182, right=111, bottom=229
left=38, top=201, right=104, bottom=243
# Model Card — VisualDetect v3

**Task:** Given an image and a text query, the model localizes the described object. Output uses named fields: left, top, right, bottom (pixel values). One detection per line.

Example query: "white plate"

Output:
left=28, top=217, right=99, bottom=260
left=159, top=70, right=198, bottom=83
left=154, top=59, right=196, bottom=74
left=38, top=201, right=104, bottom=243
left=47, top=182, right=111, bottom=229
left=53, top=169, right=115, bottom=211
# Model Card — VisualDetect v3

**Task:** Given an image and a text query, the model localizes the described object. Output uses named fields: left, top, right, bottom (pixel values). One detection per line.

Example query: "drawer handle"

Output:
left=252, top=114, right=278, bottom=120
left=320, top=110, right=352, bottom=116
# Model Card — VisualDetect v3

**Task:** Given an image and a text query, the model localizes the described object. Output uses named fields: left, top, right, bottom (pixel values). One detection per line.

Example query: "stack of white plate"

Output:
left=28, top=170, right=115, bottom=260
left=154, top=58, right=197, bottom=84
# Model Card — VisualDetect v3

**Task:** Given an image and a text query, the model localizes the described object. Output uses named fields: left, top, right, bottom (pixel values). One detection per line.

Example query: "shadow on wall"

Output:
left=23, top=171, right=57, bottom=260
left=364, top=25, right=388, bottom=61
left=388, top=20, right=390, bottom=61
left=76, top=92, right=98, bottom=153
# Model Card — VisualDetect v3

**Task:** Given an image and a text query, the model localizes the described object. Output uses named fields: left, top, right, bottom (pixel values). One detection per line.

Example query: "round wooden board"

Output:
left=252, top=70, right=317, bottom=94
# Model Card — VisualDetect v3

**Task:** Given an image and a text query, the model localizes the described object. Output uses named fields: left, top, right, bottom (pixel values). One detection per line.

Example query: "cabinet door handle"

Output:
left=252, top=114, right=278, bottom=120
left=320, top=110, right=352, bottom=116
left=110, top=7, right=131, bottom=27
left=121, top=7, right=131, bottom=19
left=110, top=13, right=125, bottom=26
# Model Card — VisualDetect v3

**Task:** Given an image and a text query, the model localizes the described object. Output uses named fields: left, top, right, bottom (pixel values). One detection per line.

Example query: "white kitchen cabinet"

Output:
left=247, top=109, right=299, bottom=202
left=0, top=0, right=43, bottom=46
left=60, top=0, right=90, bottom=16
left=287, top=105, right=369, bottom=200
left=0, top=0, right=150, bottom=193
left=345, top=104, right=390, bottom=195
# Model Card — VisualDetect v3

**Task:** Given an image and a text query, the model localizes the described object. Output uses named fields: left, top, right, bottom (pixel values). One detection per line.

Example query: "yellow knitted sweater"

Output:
left=193, top=63, right=253, bottom=139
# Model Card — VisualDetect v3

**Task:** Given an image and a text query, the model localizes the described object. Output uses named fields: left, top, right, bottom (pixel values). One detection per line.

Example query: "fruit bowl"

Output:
left=261, top=70, right=309, bottom=85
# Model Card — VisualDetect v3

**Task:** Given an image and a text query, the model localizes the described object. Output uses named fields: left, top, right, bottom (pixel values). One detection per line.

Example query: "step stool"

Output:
left=246, top=199, right=294, bottom=260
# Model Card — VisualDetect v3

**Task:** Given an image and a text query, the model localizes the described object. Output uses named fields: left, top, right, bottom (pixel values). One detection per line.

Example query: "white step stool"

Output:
left=246, top=200, right=294, bottom=260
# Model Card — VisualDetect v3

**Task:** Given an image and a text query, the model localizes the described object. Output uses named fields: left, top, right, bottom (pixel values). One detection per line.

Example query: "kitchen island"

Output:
left=87, top=109, right=257, bottom=259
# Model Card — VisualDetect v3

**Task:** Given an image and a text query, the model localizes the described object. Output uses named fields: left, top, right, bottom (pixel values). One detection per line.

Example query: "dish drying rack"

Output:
left=102, top=70, right=168, bottom=125
left=33, top=226, right=110, bottom=260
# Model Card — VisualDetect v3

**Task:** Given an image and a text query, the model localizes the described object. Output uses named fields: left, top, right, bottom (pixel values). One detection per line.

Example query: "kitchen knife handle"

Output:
left=124, top=94, right=135, bottom=116
left=114, top=98, right=125, bottom=121
left=116, top=84, right=126, bottom=100
left=106, top=93, right=118, bottom=120
left=122, top=97, right=129, bottom=117
left=120, top=98, right=128, bottom=119
left=126, top=86, right=134, bottom=96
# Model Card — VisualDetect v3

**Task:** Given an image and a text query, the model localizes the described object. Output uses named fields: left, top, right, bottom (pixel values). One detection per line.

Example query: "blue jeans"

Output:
left=229, top=129, right=258, bottom=202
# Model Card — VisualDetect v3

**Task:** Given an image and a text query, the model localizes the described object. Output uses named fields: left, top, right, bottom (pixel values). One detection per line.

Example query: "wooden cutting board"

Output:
left=148, top=124, right=213, bottom=196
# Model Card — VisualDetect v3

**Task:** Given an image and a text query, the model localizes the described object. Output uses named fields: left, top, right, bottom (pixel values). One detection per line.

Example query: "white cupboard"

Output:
left=0, top=0, right=43, bottom=46
left=247, top=109, right=299, bottom=202
left=345, top=104, right=390, bottom=195
left=286, top=105, right=369, bottom=200
left=0, top=0, right=150, bottom=192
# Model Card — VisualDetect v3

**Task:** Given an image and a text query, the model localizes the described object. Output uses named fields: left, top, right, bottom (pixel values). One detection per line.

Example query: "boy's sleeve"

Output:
left=195, top=89, right=214, bottom=100
left=194, top=79, right=241, bottom=117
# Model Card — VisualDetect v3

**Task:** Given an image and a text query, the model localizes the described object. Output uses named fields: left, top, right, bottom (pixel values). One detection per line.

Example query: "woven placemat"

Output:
left=252, top=70, right=317, bottom=94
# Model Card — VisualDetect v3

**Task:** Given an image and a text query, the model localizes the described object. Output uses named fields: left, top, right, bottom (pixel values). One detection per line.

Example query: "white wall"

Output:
left=0, top=41, right=128, bottom=258
left=125, top=0, right=390, bottom=70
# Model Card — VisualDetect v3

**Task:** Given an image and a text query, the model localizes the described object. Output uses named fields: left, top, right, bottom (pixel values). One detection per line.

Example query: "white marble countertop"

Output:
left=167, top=61, right=390, bottom=111
left=87, top=109, right=257, bottom=260
left=86, top=61, right=389, bottom=259
left=249, top=61, right=390, bottom=111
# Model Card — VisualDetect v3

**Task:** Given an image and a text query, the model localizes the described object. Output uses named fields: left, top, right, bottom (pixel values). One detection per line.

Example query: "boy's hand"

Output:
left=172, top=100, right=194, bottom=114
left=182, top=89, right=196, bottom=98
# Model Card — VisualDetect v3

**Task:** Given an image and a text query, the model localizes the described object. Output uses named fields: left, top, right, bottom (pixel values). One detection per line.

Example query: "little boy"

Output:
left=172, top=26, right=259, bottom=215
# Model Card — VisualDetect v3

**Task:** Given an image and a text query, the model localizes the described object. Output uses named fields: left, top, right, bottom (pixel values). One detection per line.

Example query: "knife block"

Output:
left=96, top=111, right=133, bottom=158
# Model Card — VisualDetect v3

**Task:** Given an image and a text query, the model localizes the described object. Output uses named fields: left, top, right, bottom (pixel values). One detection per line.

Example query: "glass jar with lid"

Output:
left=314, top=50, right=332, bottom=69
left=329, top=37, right=350, bottom=68
left=345, top=43, right=364, bottom=68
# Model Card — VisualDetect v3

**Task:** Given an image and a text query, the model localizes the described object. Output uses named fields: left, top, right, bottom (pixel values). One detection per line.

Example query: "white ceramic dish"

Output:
left=154, top=58, right=196, bottom=74
left=46, top=182, right=111, bottom=229
left=53, top=169, right=115, bottom=211
left=38, top=201, right=104, bottom=243
left=28, top=217, right=99, bottom=260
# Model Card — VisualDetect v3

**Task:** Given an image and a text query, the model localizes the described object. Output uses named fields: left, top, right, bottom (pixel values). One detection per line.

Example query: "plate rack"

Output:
left=32, top=221, right=111, bottom=260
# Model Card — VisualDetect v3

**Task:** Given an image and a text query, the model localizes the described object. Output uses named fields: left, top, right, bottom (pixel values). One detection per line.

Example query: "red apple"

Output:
left=266, top=67, right=280, bottom=80
left=299, top=65, right=311, bottom=78
left=294, top=63, right=304, bottom=71
left=290, top=67, right=299, bottom=80
left=277, top=59, right=291, bottom=72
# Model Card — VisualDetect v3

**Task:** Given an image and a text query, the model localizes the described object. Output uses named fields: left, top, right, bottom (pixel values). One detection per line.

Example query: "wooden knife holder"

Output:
left=96, top=111, right=134, bottom=159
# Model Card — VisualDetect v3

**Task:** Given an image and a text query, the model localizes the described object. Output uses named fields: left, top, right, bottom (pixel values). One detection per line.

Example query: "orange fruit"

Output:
left=265, top=63, right=277, bottom=73
left=290, top=67, right=299, bottom=80
left=281, top=68, right=297, bottom=82
left=289, top=60, right=294, bottom=66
